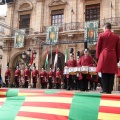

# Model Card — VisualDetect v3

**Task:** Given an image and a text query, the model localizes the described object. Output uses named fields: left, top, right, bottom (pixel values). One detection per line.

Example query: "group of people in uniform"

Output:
left=4, top=47, right=99, bottom=91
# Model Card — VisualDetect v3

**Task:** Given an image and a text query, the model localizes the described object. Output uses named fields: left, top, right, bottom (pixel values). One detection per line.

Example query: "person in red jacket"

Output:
left=80, top=49, right=94, bottom=91
left=39, top=68, right=47, bottom=89
left=14, top=66, right=21, bottom=88
left=32, top=64, right=39, bottom=88
left=55, top=68, right=61, bottom=89
left=23, top=66, right=31, bottom=88
left=5, top=65, right=11, bottom=87
left=96, top=22, right=120, bottom=94
left=66, top=48, right=77, bottom=90
left=48, top=68, right=54, bottom=89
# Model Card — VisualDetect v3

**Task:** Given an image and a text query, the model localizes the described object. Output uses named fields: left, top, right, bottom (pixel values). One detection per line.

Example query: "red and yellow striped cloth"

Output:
left=0, top=88, right=120, bottom=120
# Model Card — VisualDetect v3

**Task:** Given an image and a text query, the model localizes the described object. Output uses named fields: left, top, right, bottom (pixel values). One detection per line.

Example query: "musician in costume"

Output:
left=76, top=51, right=82, bottom=90
left=66, top=48, right=77, bottom=90
left=32, top=64, right=39, bottom=88
left=48, top=68, right=54, bottom=89
left=39, top=68, right=47, bottom=89
left=80, top=49, right=94, bottom=91
left=23, top=66, right=31, bottom=88
left=5, top=64, right=11, bottom=87
left=55, top=68, right=61, bottom=89
left=14, top=66, right=21, bottom=88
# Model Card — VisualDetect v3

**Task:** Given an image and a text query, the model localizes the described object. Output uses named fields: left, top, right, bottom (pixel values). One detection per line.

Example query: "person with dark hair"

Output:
left=96, top=22, right=120, bottom=94
left=23, top=66, right=31, bottom=88
left=48, top=68, right=54, bottom=89
left=32, top=65, right=39, bottom=88
left=14, top=66, right=21, bottom=88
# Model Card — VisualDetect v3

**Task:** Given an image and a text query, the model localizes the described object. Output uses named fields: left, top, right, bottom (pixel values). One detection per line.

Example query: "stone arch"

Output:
left=17, top=0, right=33, bottom=12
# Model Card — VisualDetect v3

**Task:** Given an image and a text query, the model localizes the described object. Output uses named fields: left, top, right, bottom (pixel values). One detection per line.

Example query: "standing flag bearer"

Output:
left=32, top=63, right=39, bottom=88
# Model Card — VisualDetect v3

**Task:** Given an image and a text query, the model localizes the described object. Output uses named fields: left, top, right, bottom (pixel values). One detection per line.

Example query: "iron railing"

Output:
left=43, top=17, right=120, bottom=33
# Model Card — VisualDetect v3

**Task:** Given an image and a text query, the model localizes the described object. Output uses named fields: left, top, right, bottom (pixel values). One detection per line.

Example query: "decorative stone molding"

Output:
left=49, top=0, right=67, bottom=7
left=17, top=0, right=33, bottom=12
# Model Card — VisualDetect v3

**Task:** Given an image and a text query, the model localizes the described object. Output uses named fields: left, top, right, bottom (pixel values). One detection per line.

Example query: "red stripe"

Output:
left=101, top=94, right=120, bottom=101
left=99, top=106, right=120, bottom=114
left=17, top=111, right=68, bottom=120
left=19, top=89, right=45, bottom=93
left=0, top=88, right=8, bottom=92
left=22, top=102, right=71, bottom=109
left=0, top=95, right=6, bottom=98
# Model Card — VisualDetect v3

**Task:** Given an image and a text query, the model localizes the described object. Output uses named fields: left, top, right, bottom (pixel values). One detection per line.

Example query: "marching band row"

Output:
left=4, top=48, right=100, bottom=90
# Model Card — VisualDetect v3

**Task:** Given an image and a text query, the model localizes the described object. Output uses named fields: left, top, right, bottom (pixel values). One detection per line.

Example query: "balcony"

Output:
left=43, top=17, right=120, bottom=33
left=43, top=22, right=81, bottom=33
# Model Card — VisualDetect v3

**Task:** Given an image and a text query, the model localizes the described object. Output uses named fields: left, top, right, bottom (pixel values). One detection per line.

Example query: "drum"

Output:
left=69, top=67, right=77, bottom=75
left=64, top=67, right=69, bottom=74
left=89, top=67, right=97, bottom=75
left=81, top=66, right=88, bottom=74
left=74, top=67, right=81, bottom=73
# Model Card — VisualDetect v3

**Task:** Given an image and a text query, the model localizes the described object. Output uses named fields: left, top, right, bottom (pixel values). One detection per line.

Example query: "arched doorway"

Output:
left=43, top=52, right=65, bottom=72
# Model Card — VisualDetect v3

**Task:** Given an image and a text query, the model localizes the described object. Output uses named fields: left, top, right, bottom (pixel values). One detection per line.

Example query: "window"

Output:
left=19, top=14, right=30, bottom=29
left=85, top=4, right=100, bottom=21
left=51, top=9, right=64, bottom=25
left=0, top=27, right=4, bottom=33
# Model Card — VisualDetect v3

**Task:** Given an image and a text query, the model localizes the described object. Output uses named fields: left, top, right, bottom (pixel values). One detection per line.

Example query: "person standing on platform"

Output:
left=40, top=68, right=47, bottom=89
left=55, top=68, right=61, bottom=89
left=48, top=68, right=54, bottom=89
left=5, top=64, right=11, bottom=87
left=31, top=64, right=39, bottom=88
left=23, top=66, right=31, bottom=88
left=14, top=66, right=21, bottom=88
left=80, top=49, right=94, bottom=91
left=66, top=48, right=77, bottom=90
left=76, top=51, right=82, bottom=90
left=96, top=22, right=120, bottom=94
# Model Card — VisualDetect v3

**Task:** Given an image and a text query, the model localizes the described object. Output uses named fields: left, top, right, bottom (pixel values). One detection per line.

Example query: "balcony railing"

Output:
left=43, top=22, right=81, bottom=33
left=43, top=17, right=120, bottom=33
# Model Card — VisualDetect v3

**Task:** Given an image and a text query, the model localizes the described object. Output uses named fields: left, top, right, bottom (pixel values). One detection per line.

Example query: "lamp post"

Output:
left=22, top=48, right=37, bottom=66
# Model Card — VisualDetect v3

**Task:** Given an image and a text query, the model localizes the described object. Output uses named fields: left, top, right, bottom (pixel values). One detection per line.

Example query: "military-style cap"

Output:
left=77, top=51, right=80, bottom=58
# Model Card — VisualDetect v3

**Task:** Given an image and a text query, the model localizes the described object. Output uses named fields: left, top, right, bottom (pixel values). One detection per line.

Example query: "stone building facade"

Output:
left=0, top=0, right=120, bottom=89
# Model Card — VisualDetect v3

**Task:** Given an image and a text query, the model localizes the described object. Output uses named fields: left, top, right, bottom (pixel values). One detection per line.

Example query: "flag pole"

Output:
left=50, top=43, right=52, bottom=69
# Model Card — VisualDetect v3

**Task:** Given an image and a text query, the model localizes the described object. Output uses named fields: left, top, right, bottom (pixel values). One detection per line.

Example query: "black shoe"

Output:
left=100, top=91, right=107, bottom=94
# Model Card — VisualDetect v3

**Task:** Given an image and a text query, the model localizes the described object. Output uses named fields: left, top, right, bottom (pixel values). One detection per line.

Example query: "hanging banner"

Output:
left=14, top=29, right=25, bottom=48
left=84, top=21, right=99, bottom=44
left=46, top=26, right=59, bottom=44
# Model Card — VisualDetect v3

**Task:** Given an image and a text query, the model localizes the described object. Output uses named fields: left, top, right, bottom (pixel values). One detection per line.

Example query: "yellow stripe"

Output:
left=0, top=98, right=6, bottom=102
left=100, top=100, right=120, bottom=108
left=25, top=96, right=72, bottom=104
left=0, top=92, right=6, bottom=96
left=18, top=93, right=43, bottom=96
left=19, top=106, right=69, bottom=116
left=98, top=112, right=120, bottom=120
left=15, top=116, right=46, bottom=120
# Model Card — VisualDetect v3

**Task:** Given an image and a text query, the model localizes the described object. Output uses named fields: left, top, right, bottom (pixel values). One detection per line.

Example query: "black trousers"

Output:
left=5, top=76, right=9, bottom=87
left=48, top=78, right=53, bottom=89
left=67, top=75, right=75, bottom=90
left=15, top=76, right=19, bottom=88
left=81, top=74, right=88, bottom=91
left=24, top=81, right=28, bottom=88
left=102, top=73, right=114, bottom=93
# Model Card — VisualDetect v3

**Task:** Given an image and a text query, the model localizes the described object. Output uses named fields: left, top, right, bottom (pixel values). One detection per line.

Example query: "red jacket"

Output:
left=32, top=70, right=39, bottom=78
left=15, top=70, right=21, bottom=77
left=80, top=55, right=94, bottom=66
left=96, top=30, right=120, bottom=73
left=5, top=69, right=11, bottom=77
left=67, top=59, right=77, bottom=67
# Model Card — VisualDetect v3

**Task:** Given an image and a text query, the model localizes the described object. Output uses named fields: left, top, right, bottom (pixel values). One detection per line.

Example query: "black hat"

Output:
left=77, top=51, right=80, bottom=58
left=84, top=41, right=88, bottom=49
left=70, top=48, right=74, bottom=56
left=33, top=63, right=36, bottom=68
